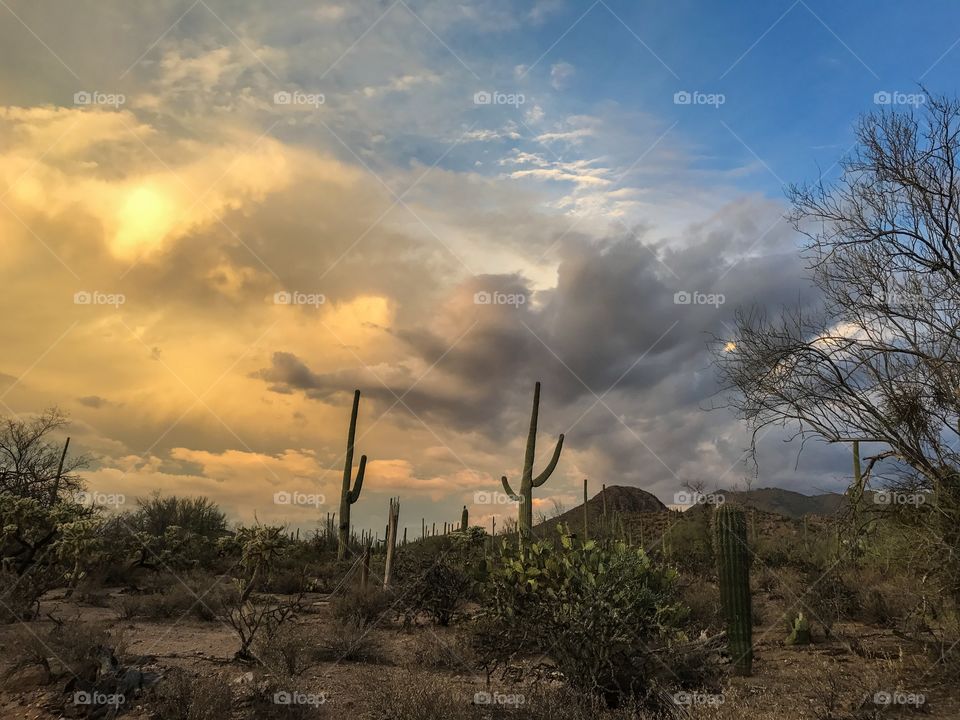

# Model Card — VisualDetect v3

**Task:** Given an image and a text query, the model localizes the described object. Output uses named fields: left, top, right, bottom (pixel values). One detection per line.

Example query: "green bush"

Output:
left=330, top=587, right=393, bottom=629
left=481, top=529, right=694, bottom=704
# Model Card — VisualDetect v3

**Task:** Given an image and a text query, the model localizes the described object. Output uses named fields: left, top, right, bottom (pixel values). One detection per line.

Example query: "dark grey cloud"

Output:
left=253, top=197, right=826, bottom=496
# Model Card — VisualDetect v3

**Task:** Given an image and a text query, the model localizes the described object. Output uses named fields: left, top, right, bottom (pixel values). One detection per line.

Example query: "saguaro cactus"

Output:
left=338, top=390, right=368, bottom=560
left=461, top=505, right=469, bottom=531
left=383, top=497, right=400, bottom=589
left=714, top=505, right=753, bottom=675
left=583, top=478, right=589, bottom=540
left=501, top=382, right=564, bottom=539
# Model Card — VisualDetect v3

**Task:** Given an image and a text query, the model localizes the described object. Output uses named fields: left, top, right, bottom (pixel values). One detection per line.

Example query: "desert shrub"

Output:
left=255, top=620, right=313, bottom=677
left=248, top=676, right=327, bottom=719
left=312, top=618, right=384, bottom=663
left=330, top=587, right=393, bottom=628
left=147, top=669, right=233, bottom=720
left=216, top=525, right=304, bottom=660
left=481, top=530, right=707, bottom=706
left=676, top=577, right=723, bottom=634
left=0, top=568, right=57, bottom=623
left=113, top=574, right=229, bottom=621
left=405, top=630, right=475, bottom=672
left=371, top=669, right=651, bottom=720
left=264, top=567, right=308, bottom=595
left=393, top=546, right=473, bottom=626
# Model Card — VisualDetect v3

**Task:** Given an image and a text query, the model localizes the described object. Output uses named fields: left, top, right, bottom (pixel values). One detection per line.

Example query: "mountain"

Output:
left=536, top=484, right=668, bottom=537
left=718, top=487, right=848, bottom=519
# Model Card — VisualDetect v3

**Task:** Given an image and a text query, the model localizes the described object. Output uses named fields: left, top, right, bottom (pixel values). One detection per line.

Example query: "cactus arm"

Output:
left=501, top=475, right=518, bottom=499
left=532, top=434, right=564, bottom=487
left=348, top=454, right=367, bottom=503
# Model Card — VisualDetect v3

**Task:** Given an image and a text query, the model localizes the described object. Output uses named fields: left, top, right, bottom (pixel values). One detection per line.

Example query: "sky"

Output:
left=2, top=0, right=959, bottom=536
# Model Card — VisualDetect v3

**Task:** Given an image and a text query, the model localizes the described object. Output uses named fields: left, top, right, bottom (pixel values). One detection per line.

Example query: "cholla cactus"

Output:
left=714, top=505, right=753, bottom=675
left=501, top=382, right=564, bottom=539
left=338, top=390, right=368, bottom=560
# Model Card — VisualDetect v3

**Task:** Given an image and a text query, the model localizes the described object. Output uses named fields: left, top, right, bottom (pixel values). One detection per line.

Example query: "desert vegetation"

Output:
left=3, top=37, right=960, bottom=720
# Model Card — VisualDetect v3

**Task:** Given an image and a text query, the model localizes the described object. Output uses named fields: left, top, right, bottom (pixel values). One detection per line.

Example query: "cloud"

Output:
left=550, top=61, right=575, bottom=90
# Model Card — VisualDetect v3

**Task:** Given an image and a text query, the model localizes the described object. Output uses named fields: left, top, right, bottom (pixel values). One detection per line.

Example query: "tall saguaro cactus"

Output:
left=338, top=390, right=368, bottom=560
left=583, top=478, right=589, bottom=540
left=501, top=381, right=565, bottom=539
left=461, top=505, right=469, bottom=531
left=383, top=497, right=400, bottom=589
left=714, top=505, right=753, bottom=675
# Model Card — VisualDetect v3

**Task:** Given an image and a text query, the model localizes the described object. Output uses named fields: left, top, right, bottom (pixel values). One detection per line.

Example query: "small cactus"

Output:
left=338, top=390, right=368, bottom=560
left=785, top=611, right=811, bottom=645
left=714, top=505, right=753, bottom=675
left=501, top=382, right=564, bottom=540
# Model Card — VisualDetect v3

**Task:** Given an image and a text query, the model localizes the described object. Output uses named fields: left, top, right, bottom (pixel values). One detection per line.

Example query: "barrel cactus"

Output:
left=714, top=505, right=753, bottom=675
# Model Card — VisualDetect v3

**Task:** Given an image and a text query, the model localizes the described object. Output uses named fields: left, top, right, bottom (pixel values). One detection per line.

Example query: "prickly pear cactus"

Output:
left=714, top=505, right=753, bottom=675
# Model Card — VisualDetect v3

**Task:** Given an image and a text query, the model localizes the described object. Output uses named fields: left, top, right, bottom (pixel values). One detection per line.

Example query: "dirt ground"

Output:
left=0, top=586, right=956, bottom=719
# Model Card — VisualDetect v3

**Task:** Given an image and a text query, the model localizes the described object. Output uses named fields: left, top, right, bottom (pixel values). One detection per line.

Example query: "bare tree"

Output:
left=715, top=94, right=960, bottom=598
left=0, top=409, right=86, bottom=505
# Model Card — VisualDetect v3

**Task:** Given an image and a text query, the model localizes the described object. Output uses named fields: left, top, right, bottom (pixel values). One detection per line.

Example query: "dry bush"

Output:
left=312, top=618, right=384, bottom=663
left=255, top=620, right=313, bottom=677
left=330, top=587, right=393, bottom=629
left=114, top=574, right=229, bottom=621
left=247, top=676, right=327, bottom=719
left=147, top=668, right=233, bottom=720
left=677, top=577, right=723, bottom=634
left=370, top=669, right=652, bottom=720
left=404, top=630, right=475, bottom=672
left=4, top=620, right=123, bottom=685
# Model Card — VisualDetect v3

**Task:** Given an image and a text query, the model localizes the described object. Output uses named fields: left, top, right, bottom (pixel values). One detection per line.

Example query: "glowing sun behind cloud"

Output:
left=113, top=185, right=177, bottom=258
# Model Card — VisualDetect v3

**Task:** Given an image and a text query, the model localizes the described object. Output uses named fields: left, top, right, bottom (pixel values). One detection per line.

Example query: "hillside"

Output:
left=719, top=487, right=848, bottom=519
